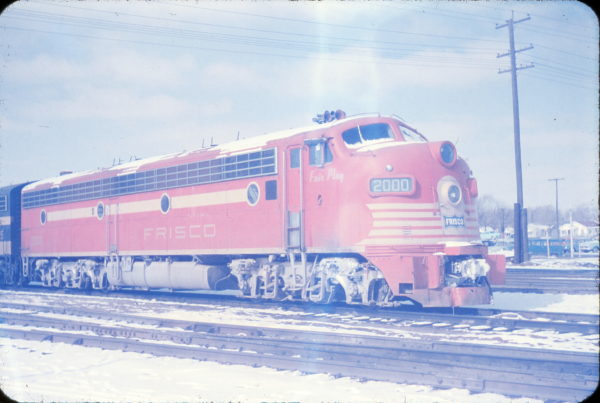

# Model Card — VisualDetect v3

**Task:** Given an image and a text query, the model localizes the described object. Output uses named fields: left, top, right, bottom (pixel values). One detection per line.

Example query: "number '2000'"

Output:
left=370, top=178, right=413, bottom=193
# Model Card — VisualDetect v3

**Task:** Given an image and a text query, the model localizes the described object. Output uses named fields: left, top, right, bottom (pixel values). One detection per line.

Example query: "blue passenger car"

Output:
left=528, top=238, right=567, bottom=257
left=0, top=183, right=31, bottom=285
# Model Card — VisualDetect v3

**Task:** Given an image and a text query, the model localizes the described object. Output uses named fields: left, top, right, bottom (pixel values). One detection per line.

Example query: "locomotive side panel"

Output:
left=116, top=178, right=283, bottom=255
left=23, top=200, right=109, bottom=257
left=21, top=146, right=286, bottom=259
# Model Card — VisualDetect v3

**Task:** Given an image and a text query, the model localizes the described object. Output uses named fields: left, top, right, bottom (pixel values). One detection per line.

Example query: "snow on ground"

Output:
left=489, top=247, right=599, bottom=270
left=0, top=337, right=541, bottom=403
left=509, top=255, right=599, bottom=270
left=0, top=255, right=597, bottom=402
left=476, top=252, right=599, bottom=313
left=469, top=292, right=599, bottom=314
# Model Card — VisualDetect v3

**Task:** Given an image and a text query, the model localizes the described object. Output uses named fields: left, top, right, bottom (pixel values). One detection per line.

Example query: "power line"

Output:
left=62, top=0, right=510, bottom=45
left=533, top=43, right=597, bottom=61
left=383, top=0, right=597, bottom=45
left=533, top=61, right=595, bottom=79
left=377, top=1, right=500, bottom=24
left=0, top=24, right=499, bottom=71
left=527, top=71, right=596, bottom=91
left=24, top=0, right=596, bottom=66
left=529, top=54, right=597, bottom=76
left=520, top=24, right=596, bottom=45
left=5, top=7, right=503, bottom=58
left=5, top=2, right=595, bottom=88
left=468, top=0, right=597, bottom=32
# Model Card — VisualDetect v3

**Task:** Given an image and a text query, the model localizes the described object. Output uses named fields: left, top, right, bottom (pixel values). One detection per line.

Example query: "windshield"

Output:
left=342, top=123, right=393, bottom=147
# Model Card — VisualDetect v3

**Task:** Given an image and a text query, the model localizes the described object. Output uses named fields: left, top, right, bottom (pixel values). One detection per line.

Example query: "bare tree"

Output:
left=476, top=195, right=511, bottom=231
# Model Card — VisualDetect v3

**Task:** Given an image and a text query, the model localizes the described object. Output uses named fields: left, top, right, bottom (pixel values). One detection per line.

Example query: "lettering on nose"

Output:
left=443, top=216, right=465, bottom=228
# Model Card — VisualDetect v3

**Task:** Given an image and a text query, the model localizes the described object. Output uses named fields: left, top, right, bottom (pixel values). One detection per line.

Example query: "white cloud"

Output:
left=6, top=54, right=81, bottom=82
left=5, top=49, right=198, bottom=89
left=27, top=86, right=233, bottom=121
left=198, top=62, right=265, bottom=91
left=30, top=87, right=188, bottom=119
left=89, top=49, right=197, bottom=88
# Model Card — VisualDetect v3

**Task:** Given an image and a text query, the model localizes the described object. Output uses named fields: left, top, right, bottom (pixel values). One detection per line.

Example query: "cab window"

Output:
left=342, top=123, right=393, bottom=147
left=290, top=148, right=301, bottom=168
left=309, top=142, right=333, bottom=166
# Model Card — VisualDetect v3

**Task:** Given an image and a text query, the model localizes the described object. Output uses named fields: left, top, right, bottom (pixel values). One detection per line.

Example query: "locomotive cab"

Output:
left=301, top=115, right=505, bottom=306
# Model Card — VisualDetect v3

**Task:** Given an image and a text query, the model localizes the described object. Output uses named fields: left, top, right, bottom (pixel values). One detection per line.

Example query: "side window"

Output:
left=265, top=180, right=277, bottom=200
left=0, top=195, right=7, bottom=212
left=324, top=143, right=333, bottom=163
left=290, top=148, right=301, bottom=168
left=309, top=142, right=333, bottom=166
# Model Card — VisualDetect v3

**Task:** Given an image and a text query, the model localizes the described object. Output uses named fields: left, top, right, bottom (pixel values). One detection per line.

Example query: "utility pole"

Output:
left=548, top=178, right=564, bottom=238
left=496, top=11, right=534, bottom=263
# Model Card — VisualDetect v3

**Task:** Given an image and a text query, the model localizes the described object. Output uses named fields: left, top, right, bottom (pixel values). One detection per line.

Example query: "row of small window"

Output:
left=38, top=180, right=279, bottom=225
left=0, top=195, right=6, bottom=212
left=23, top=149, right=277, bottom=209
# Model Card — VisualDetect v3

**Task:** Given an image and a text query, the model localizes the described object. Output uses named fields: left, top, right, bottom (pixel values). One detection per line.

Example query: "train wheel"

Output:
left=51, top=270, right=64, bottom=288
left=100, top=273, right=110, bottom=292
left=18, top=275, right=29, bottom=287
left=264, top=276, right=285, bottom=300
left=307, top=275, right=331, bottom=304
left=81, top=275, right=92, bottom=290
left=253, top=276, right=265, bottom=298
left=328, top=284, right=346, bottom=303
left=369, top=279, right=392, bottom=305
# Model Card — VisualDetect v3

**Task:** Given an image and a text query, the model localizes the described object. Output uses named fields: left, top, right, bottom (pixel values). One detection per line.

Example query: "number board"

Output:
left=370, top=177, right=413, bottom=194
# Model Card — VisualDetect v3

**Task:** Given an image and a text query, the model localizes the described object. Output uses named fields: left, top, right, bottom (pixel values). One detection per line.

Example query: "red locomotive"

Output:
left=13, top=112, right=504, bottom=307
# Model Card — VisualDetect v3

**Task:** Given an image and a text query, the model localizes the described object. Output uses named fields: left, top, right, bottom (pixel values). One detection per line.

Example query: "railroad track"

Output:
left=1, top=288, right=598, bottom=335
left=494, top=268, right=599, bottom=294
left=0, top=301, right=597, bottom=402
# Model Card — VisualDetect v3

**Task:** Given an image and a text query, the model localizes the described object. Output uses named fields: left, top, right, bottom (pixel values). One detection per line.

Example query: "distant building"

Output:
left=528, top=224, right=550, bottom=238
left=559, top=221, right=594, bottom=238
left=578, top=221, right=599, bottom=238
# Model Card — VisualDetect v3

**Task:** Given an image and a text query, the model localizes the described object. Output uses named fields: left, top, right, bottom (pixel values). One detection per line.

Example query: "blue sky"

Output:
left=0, top=0, right=597, bottom=211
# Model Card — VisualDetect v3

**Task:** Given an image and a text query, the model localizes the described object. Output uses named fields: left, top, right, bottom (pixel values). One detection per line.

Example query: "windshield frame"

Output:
left=397, top=122, right=428, bottom=143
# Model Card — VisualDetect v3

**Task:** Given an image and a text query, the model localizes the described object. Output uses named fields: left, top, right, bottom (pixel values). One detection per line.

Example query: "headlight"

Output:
left=428, top=141, right=457, bottom=167
left=437, top=176, right=462, bottom=206
left=440, top=142, right=456, bottom=165
left=447, top=184, right=461, bottom=204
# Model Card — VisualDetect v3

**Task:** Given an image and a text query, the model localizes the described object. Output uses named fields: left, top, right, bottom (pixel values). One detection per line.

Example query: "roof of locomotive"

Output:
left=23, top=113, right=416, bottom=192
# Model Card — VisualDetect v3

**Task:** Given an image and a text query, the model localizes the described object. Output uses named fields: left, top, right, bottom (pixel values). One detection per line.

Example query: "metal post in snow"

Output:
left=569, top=211, right=574, bottom=258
